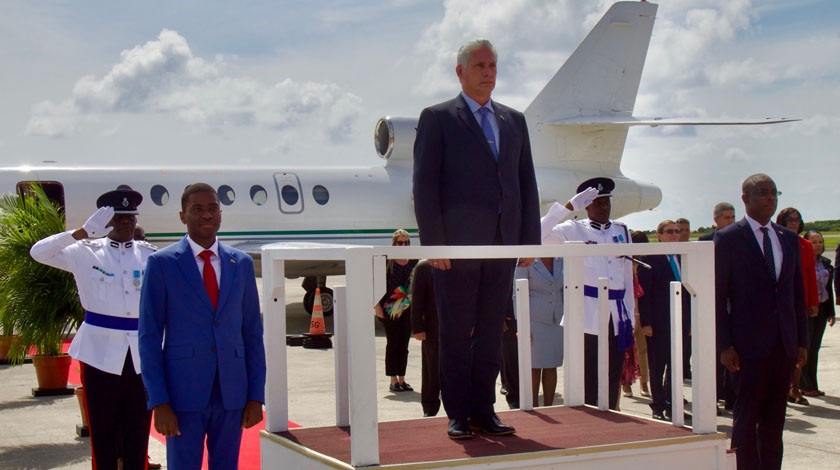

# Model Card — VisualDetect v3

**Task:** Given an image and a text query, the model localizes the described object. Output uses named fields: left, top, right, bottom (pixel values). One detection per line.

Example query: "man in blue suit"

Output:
left=139, top=183, right=266, bottom=469
left=413, top=39, right=540, bottom=439
left=638, top=220, right=691, bottom=421
left=716, top=173, right=807, bottom=470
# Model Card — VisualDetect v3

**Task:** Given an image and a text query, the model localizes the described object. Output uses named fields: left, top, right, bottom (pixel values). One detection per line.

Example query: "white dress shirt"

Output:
left=185, top=235, right=221, bottom=286
left=745, top=214, right=783, bottom=279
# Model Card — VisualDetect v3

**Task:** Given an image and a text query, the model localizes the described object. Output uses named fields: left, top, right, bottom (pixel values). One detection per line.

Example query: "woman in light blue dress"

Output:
left=515, top=257, right=564, bottom=406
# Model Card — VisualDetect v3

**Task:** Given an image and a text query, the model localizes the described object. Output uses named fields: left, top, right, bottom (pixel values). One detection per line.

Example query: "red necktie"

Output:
left=199, top=250, right=219, bottom=309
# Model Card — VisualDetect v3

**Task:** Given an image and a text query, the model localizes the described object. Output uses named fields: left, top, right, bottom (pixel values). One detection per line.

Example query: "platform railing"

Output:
left=261, top=241, right=716, bottom=467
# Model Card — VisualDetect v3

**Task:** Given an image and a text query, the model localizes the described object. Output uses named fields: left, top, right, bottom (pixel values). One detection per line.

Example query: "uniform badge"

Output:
left=618, top=234, right=625, bottom=242
left=612, top=235, right=619, bottom=243
left=122, top=197, right=129, bottom=207
left=585, top=240, right=597, bottom=245
left=133, top=270, right=141, bottom=290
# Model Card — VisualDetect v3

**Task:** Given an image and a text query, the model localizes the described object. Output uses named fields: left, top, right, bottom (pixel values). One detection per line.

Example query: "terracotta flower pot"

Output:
left=32, top=354, right=72, bottom=390
left=0, top=335, right=17, bottom=361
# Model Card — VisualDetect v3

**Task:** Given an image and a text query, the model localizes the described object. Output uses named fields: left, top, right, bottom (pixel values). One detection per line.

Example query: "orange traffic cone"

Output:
left=303, top=288, right=332, bottom=349
left=309, top=288, right=326, bottom=335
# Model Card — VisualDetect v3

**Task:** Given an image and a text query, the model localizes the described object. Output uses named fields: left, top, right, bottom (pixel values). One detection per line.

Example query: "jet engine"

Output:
left=374, top=117, right=417, bottom=163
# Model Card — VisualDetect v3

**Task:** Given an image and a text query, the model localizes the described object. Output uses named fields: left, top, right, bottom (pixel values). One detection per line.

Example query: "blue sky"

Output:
left=1, top=0, right=838, bottom=230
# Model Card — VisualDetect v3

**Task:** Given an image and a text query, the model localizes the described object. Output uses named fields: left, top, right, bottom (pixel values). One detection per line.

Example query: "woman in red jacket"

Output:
left=776, top=207, right=819, bottom=405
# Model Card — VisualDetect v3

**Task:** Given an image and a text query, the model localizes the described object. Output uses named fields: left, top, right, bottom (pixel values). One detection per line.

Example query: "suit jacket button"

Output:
left=214, top=321, right=220, bottom=327
left=211, top=346, right=217, bottom=352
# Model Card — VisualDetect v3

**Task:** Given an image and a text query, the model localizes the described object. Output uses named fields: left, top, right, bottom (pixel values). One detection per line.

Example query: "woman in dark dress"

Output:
left=800, top=230, right=835, bottom=396
left=375, top=229, right=418, bottom=392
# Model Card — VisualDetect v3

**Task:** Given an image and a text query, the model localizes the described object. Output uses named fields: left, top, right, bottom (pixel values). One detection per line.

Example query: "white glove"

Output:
left=569, top=187, right=600, bottom=211
left=82, top=206, right=114, bottom=238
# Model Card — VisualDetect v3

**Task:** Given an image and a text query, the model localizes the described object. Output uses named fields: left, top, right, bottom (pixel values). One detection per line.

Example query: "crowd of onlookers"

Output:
left=384, top=199, right=836, bottom=420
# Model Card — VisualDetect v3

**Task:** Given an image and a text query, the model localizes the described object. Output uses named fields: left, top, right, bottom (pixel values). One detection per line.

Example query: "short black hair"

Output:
left=181, top=183, right=218, bottom=211
left=630, top=230, right=649, bottom=244
left=742, top=173, right=774, bottom=194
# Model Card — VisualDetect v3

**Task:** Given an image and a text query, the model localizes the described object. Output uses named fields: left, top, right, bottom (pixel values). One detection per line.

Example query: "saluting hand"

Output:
left=568, top=187, right=600, bottom=211
left=80, top=206, right=115, bottom=238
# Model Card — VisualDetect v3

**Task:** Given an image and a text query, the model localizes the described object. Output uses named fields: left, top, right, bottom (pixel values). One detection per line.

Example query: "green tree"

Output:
left=0, top=184, right=83, bottom=363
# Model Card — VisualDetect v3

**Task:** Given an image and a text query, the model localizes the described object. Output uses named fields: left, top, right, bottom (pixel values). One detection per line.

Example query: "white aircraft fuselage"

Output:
left=0, top=1, right=795, bottom=281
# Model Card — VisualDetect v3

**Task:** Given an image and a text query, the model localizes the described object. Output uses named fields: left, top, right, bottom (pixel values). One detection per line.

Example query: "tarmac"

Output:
left=1, top=276, right=838, bottom=469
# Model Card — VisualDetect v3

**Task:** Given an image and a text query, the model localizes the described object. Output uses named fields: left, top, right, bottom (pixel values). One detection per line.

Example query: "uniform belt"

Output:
left=84, top=311, right=139, bottom=331
left=582, top=286, right=634, bottom=352
left=583, top=285, right=625, bottom=299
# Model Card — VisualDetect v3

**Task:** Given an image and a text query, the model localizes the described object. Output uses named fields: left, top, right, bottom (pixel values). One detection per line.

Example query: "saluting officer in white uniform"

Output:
left=30, top=189, right=155, bottom=470
left=540, top=178, right=635, bottom=410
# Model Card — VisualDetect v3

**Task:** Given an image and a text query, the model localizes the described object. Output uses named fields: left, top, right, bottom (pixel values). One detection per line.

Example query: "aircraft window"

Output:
left=218, top=185, right=235, bottom=206
left=281, top=185, right=299, bottom=206
left=117, top=184, right=132, bottom=190
left=312, top=185, right=329, bottom=205
left=250, top=185, right=268, bottom=206
left=150, top=185, right=169, bottom=206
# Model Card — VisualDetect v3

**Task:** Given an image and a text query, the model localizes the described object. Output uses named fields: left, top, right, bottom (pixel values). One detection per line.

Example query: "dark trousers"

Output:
left=583, top=325, right=623, bottom=410
left=646, top=336, right=672, bottom=413
left=421, top=340, right=441, bottom=416
left=80, top=353, right=151, bottom=470
left=731, top=334, right=795, bottom=470
left=435, top=257, right=516, bottom=419
left=379, top=311, right=412, bottom=377
left=800, top=313, right=829, bottom=391
left=500, top=317, right=519, bottom=408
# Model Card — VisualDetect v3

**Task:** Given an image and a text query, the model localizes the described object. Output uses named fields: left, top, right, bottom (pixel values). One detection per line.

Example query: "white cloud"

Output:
left=24, top=29, right=363, bottom=142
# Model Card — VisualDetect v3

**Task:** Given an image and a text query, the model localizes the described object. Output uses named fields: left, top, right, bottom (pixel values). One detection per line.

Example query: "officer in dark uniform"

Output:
left=31, top=189, right=156, bottom=470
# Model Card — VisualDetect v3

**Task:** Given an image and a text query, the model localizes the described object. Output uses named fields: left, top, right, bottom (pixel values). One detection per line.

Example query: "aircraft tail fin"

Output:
left=525, top=1, right=657, bottom=169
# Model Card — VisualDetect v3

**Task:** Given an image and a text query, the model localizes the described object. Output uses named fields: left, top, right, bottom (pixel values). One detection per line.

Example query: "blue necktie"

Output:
left=760, top=227, right=777, bottom=282
left=668, top=254, right=681, bottom=282
left=478, top=107, right=499, bottom=160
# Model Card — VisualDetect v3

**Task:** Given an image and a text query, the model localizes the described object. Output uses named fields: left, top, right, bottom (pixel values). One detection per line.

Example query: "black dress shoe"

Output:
left=424, top=411, right=437, bottom=417
left=400, top=382, right=414, bottom=392
left=389, top=383, right=403, bottom=392
left=447, top=418, right=474, bottom=439
left=651, top=409, right=667, bottom=421
left=470, top=413, right=516, bottom=435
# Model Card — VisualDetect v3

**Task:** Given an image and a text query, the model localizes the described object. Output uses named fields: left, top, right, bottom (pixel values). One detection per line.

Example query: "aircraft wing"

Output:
left=547, top=116, right=801, bottom=127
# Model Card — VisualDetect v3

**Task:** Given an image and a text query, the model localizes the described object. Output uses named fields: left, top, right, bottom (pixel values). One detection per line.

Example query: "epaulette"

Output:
left=80, top=238, right=104, bottom=248
left=137, top=240, right=159, bottom=251
left=612, top=220, right=626, bottom=227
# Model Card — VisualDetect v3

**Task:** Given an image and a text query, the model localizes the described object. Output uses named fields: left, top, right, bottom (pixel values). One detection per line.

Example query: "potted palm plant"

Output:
left=0, top=184, right=84, bottom=392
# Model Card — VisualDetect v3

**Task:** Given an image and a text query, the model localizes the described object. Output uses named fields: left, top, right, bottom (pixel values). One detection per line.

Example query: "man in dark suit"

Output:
left=716, top=173, right=807, bottom=470
left=413, top=38, right=540, bottom=439
left=139, top=183, right=266, bottom=469
left=698, top=202, right=736, bottom=410
left=638, top=220, right=691, bottom=421
left=410, top=259, right=441, bottom=417
left=698, top=202, right=735, bottom=242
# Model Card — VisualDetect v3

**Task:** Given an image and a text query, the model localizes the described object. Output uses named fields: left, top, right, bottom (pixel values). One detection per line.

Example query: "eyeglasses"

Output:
left=394, top=240, right=410, bottom=246
left=662, top=229, right=681, bottom=234
left=749, top=189, right=782, bottom=199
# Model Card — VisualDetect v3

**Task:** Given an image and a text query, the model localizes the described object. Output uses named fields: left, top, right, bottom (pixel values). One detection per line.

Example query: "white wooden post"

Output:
left=262, top=254, right=288, bottom=433
left=345, top=247, right=379, bottom=466
left=333, top=286, right=349, bottom=427
left=597, top=277, right=610, bottom=411
left=563, top=255, right=585, bottom=406
left=515, top=279, right=533, bottom=410
left=670, top=281, right=684, bottom=427
left=684, top=241, right=717, bottom=433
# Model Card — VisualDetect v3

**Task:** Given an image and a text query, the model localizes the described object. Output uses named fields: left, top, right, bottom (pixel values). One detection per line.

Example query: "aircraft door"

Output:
left=16, top=181, right=66, bottom=213
left=273, top=172, right=304, bottom=214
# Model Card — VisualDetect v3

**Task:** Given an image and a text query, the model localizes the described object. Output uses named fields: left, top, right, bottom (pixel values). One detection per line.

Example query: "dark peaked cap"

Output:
left=96, top=189, right=143, bottom=214
left=576, top=177, right=615, bottom=197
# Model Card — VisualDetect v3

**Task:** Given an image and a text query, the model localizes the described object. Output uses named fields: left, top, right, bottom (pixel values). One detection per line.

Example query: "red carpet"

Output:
left=277, top=407, right=698, bottom=465
left=64, top=341, right=300, bottom=470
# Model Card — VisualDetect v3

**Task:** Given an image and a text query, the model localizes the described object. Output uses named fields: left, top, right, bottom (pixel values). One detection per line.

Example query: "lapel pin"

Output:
left=230, top=259, right=236, bottom=263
